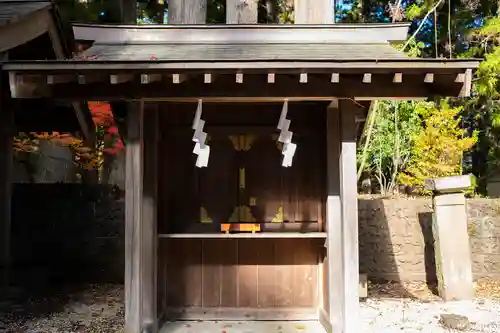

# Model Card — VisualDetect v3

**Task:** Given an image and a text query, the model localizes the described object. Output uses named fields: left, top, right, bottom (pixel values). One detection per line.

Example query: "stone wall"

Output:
left=359, top=197, right=500, bottom=281
left=9, top=184, right=500, bottom=287
left=10, top=184, right=124, bottom=287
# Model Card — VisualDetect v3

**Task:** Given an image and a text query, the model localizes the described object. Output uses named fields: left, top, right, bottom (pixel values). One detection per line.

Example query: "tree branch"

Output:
left=400, top=0, right=446, bottom=52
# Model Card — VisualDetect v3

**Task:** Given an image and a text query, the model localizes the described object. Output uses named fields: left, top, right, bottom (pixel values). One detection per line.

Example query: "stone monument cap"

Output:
left=424, top=174, right=472, bottom=193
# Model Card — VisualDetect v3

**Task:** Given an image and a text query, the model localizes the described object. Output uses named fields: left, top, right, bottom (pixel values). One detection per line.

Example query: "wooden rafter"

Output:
left=6, top=71, right=471, bottom=100
left=40, top=2, right=96, bottom=147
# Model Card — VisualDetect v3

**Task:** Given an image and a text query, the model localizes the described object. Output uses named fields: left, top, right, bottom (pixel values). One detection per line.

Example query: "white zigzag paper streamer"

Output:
left=276, top=100, right=297, bottom=167
left=192, top=100, right=210, bottom=168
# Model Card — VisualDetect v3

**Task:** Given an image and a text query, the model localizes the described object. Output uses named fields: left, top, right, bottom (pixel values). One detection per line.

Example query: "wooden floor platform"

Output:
left=159, top=232, right=327, bottom=238
left=160, top=321, right=326, bottom=333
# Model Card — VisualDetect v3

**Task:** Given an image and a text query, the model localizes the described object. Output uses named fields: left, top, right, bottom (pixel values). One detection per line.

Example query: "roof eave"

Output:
left=71, top=23, right=412, bottom=44
left=2, top=59, right=481, bottom=72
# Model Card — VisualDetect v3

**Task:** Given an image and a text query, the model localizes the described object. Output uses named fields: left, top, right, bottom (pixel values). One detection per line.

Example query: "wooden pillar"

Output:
left=138, top=2, right=204, bottom=330
left=338, top=99, right=360, bottom=333
left=125, top=102, right=159, bottom=333
left=322, top=99, right=360, bottom=333
left=294, top=0, right=335, bottom=24
left=322, top=101, right=343, bottom=331
left=168, top=0, right=207, bottom=24
left=226, top=0, right=259, bottom=24
left=0, top=52, right=13, bottom=289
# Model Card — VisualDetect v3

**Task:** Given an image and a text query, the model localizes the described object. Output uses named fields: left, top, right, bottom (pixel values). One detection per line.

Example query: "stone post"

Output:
left=425, top=175, right=474, bottom=301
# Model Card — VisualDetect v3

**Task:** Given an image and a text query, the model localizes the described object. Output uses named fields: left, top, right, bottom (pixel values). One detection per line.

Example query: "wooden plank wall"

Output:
left=159, top=238, right=322, bottom=311
left=157, top=102, right=327, bottom=318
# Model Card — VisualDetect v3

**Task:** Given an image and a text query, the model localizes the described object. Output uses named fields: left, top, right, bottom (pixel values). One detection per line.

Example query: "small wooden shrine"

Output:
left=1, top=8, right=479, bottom=333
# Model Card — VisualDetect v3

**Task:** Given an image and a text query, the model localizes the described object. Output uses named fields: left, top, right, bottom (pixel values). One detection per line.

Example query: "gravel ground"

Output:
left=359, top=298, right=500, bottom=333
left=0, top=280, right=499, bottom=333
left=0, top=284, right=124, bottom=333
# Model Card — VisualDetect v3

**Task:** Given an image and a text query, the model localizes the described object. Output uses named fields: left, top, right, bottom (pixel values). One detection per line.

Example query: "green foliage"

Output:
left=57, top=0, right=122, bottom=23
left=357, top=101, right=423, bottom=194
left=276, top=0, right=294, bottom=23
left=458, top=16, right=500, bottom=194
left=471, top=17, right=500, bottom=97
left=476, top=46, right=500, bottom=97
left=399, top=39, right=426, bottom=57
left=405, top=4, right=425, bottom=20
left=398, top=100, right=478, bottom=193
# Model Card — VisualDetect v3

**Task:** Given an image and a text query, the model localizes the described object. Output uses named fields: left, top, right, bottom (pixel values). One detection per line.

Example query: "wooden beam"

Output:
left=172, top=73, right=186, bottom=84
left=267, top=73, right=275, bottom=83
left=3, top=61, right=478, bottom=72
left=168, top=0, right=207, bottom=24
left=47, top=74, right=75, bottom=85
left=47, top=19, right=95, bottom=147
left=141, top=74, right=162, bottom=84
left=110, top=101, right=128, bottom=143
left=459, top=69, right=472, bottom=97
left=15, top=74, right=448, bottom=100
left=159, top=232, right=326, bottom=238
left=78, top=74, right=106, bottom=85
left=339, top=99, right=361, bottom=333
left=455, top=72, right=466, bottom=83
left=110, top=74, right=134, bottom=84
left=300, top=73, right=308, bottom=83
left=226, top=0, right=258, bottom=24
left=125, top=101, right=158, bottom=333
left=164, top=307, right=318, bottom=321
left=72, top=102, right=95, bottom=147
left=204, top=73, right=215, bottom=84
left=78, top=75, right=86, bottom=85
left=47, top=14, right=66, bottom=59
left=236, top=73, right=244, bottom=84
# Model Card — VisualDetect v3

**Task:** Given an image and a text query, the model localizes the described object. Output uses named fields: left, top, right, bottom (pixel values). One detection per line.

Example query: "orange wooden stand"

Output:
left=221, top=223, right=261, bottom=233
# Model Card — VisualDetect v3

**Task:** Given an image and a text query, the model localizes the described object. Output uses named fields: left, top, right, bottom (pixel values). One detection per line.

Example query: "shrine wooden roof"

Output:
left=2, top=23, right=480, bottom=101
left=78, top=42, right=409, bottom=62
left=0, top=0, right=51, bottom=27
left=0, top=0, right=93, bottom=141
left=0, top=0, right=61, bottom=53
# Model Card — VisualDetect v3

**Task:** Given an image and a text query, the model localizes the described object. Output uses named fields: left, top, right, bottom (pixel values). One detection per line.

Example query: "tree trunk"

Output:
left=226, top=0, right=259, bottom=23
left=120, top=0, right=137, bottom=24
left=294, top=0, right=335, bottom=24
left=168, top=0, right=207, bottom=24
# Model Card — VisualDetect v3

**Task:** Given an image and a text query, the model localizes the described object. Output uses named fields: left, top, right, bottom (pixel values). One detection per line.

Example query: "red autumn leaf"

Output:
left=107, top=126, right=119, bottom=134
